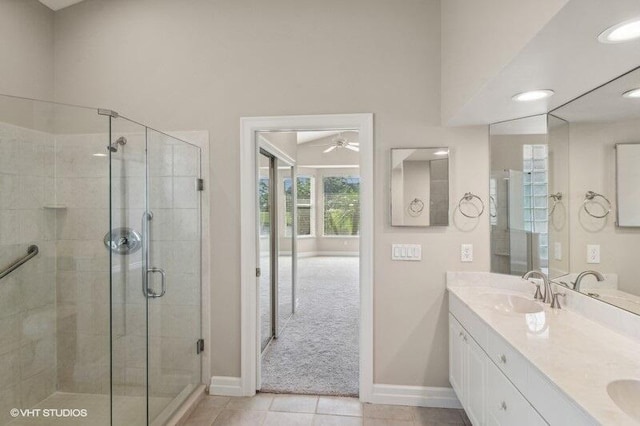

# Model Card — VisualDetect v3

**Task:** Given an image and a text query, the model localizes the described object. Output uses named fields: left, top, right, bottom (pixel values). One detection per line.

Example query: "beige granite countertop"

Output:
left=447, top=281, right=640, bottom=425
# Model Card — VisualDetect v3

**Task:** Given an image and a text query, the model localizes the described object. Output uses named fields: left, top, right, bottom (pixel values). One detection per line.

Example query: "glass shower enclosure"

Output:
left=0, top=94, right=203, bottom=425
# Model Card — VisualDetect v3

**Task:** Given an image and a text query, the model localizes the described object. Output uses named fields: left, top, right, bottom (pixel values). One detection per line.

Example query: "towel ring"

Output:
left=459, top=192, right=485, bottom=218
left=583, top=191, right=611, bottom=219
left=549, top=192, right=563, bottom=216
left=407, top=198, right=425, bottom=217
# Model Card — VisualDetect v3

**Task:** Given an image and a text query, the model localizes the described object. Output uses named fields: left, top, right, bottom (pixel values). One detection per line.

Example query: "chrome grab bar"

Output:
left=0, top=245, right=39, bottom=280
left=142, top=211, right=153, bottom=297
left=141, top=210, right=166, bottom=298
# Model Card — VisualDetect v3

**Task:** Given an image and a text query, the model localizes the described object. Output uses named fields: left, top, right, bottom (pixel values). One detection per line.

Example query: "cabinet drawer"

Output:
left=486, top=361, right=547, bottom=426
left=486, top=328, right=528, bottom=390
left=526, top=367, right=598, bottom=426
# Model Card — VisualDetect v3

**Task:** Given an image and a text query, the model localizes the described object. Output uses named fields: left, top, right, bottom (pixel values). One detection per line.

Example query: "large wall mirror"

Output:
left=390, top=148, right=449, bottom=226
left=549, top=66, right=640, bottom=316
left=489, top=115, right=570, bottom=278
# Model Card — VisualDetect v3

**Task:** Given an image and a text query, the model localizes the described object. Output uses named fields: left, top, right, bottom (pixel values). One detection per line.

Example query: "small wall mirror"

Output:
left=616, top=143, right=640, bottom=227
left=390, top=148, right=449, bottom=227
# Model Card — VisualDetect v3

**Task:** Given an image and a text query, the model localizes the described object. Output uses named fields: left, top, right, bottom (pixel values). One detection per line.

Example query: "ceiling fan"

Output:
left=313, top=133, right=360, bottom=153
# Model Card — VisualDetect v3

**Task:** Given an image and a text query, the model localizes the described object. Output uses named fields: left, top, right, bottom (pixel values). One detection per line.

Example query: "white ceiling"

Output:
left=552, top=67, right=640, bottom=123
left=39, top=0, right=85, bottom=11
left=448, top=0, right=640, bottom=126
left=296, top=131, right=341, bottom=144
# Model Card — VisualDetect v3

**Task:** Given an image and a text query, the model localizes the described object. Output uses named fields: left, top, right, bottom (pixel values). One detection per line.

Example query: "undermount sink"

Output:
left=479, top=293, right=544, bottom=314
left=607, top=380, right=640, bottom=422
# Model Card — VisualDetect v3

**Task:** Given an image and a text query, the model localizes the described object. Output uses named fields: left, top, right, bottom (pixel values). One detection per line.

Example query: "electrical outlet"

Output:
left=554, top=242, right=562, bottom=261
left=587, top=244, right=600, bottom=264
left=461, top=244, right=473, bottom=262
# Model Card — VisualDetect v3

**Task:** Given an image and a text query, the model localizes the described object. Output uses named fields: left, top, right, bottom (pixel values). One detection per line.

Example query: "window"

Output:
left=284, top=176, right=314, bottom=237
left=323, top=176, right=360, bottom=236
left=523, top=145, right=548, bottom=269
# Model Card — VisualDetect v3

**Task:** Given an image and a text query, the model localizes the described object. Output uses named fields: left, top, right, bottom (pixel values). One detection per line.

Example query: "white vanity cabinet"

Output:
left=450, top=313, right=544, bottom=426
left=449, top=314, right=486, bottom=425
left=449, top=293, right=598, bottom=426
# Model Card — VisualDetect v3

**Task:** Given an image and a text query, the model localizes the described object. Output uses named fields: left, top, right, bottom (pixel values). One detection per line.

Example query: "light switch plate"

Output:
left=554, top=242, right=562, bottom=261
left=587, top=244, right=600, bottom=264
left=391, top=244, right=422, bottom=261
left=461, top=244, right=473, bottom=262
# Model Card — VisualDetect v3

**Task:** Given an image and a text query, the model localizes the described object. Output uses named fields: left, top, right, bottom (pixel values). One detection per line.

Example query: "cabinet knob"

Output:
left=500, top=401, right=507, bottom=411
left=459, top=331, right=464, bottom=337
left=499, top=354, right=507, bottom=364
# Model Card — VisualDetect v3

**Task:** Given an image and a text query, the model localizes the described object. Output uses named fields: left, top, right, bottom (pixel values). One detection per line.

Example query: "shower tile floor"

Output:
left=8, top=392, right=172, bottom=425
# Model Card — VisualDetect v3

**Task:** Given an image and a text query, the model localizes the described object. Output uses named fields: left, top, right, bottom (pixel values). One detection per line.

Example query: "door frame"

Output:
left=239, top=113, right=374, bottom=400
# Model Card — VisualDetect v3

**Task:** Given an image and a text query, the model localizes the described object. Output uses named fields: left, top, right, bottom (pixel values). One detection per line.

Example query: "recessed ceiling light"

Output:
left=622, top=88, right=640, bottom=99
left=511, top=90, right=555, bottom=102
left=598, top=18, right=640, bottom=43
left=93, top=153, right=108, bottom=157
left=434, top=150, right=449, bottom=156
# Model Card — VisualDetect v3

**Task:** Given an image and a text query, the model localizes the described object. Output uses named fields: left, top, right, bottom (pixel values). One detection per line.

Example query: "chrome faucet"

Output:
left=522, top=270, right=552, bottom=304
left=572, top=270, right=605, bottom=292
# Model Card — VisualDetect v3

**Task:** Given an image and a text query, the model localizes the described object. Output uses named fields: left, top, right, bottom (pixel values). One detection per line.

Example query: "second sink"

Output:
left=480, top=293, right=544, bottom=314
left=608, top=379, right=640, bottom=422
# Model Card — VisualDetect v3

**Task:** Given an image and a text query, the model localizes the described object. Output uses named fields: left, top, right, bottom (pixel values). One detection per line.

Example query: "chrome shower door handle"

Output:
left=146, top=267, right=167, bottom=298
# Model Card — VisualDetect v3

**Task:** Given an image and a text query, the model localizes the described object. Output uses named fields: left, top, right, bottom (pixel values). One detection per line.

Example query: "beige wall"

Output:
left=52, top=0, right=489, bottom=388
left=568, top=120, right=640, bottom=295
left=0, top=0, right=54, bottom=100
left=440, top=0, right=568, bottom=125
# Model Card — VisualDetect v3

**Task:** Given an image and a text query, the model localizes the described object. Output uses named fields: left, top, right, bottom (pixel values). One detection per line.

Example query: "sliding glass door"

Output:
left=257, top=150, right=295, bottom=356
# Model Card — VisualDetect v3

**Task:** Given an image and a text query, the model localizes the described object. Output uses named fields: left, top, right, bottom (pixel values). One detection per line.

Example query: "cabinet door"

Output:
left=465, top=335, right=486, bottom=426
left=449, top=314, right=465, bottom=405
left=486, top=361, right=547, bottom=426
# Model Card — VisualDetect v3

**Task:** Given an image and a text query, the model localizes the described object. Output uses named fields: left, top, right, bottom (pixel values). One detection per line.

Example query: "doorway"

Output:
left=258, top=131, right=361, bottom=396
left=239, top=114, right=374, bottom=401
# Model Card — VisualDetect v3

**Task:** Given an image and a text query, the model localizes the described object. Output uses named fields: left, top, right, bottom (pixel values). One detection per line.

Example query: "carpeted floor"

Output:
left=260, top=256, right=359, bottom=396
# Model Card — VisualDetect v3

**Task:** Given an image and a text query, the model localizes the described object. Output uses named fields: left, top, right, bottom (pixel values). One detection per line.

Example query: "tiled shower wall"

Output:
left=54, top=133, right=111, bottom=395
left=0, top=123, right=57, bottom=425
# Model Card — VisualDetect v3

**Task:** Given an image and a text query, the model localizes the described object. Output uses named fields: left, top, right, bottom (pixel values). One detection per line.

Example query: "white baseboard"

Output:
left=209, top=376, right=243, bottom=397
left=368, top=384, right=462, bottom=409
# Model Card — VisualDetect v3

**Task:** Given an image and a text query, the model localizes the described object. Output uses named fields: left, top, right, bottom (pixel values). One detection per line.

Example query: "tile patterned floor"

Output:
left=184, top=394, right=471, bottom=426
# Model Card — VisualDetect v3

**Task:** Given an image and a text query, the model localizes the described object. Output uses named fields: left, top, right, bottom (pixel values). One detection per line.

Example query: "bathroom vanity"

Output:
left=447, top=272, right=640, bottom=425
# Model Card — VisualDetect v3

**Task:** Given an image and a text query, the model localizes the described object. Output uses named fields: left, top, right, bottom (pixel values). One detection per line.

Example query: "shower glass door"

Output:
left=109, top=118, right=202, bottom=425
left=146, top=129, right=202, bottom=424
left=109, top=117, right=148, bottom=425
